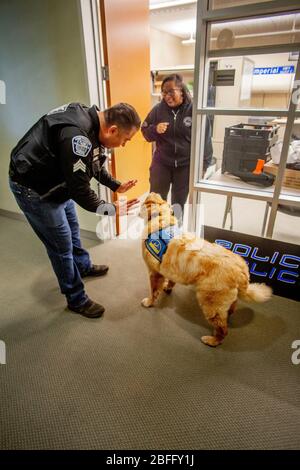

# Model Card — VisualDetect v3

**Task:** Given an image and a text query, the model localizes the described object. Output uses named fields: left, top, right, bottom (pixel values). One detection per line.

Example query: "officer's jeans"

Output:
left=9, top=179, right=91, bottom=308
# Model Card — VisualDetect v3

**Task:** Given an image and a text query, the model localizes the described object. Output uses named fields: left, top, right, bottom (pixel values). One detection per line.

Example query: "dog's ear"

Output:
left=141, top=192, right=171, bottom=221
left=145, top=192, right=165, bottom=206
left=146, top=203, right=161, bottom=220
left=140, top=198, right=160, bottom=221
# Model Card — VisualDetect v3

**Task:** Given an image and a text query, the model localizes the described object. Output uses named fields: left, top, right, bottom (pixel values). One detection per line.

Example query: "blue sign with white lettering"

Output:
left=253, top=66, right=295, bottom=75
left=204, top=226, right=300, bottom=301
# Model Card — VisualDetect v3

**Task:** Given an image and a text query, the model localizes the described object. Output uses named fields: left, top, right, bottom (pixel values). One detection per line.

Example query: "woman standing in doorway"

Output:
left=141, top=73, right=213, bottom=222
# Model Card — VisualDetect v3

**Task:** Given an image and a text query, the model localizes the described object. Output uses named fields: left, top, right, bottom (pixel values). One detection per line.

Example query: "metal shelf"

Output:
left=194, top=166, right=300, bottom=201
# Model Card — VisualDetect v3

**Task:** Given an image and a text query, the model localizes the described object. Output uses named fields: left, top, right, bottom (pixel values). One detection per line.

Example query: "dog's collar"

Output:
left=145, top=224, right=180, bottom=262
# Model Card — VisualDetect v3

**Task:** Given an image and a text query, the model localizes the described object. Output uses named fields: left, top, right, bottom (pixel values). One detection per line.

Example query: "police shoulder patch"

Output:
left=183, top=117, right=192, bottom=127
left=72, top=135, right=92, bottom=158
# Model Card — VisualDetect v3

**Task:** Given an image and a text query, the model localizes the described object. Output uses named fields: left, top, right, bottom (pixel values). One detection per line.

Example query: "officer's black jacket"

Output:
left=141, top=99, right=213, bottom=168
left=9, top=103, right=121, bottom=213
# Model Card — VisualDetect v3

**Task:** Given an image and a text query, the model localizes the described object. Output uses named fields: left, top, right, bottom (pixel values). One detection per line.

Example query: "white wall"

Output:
left=150, top=27, right=195, bottom=69
left=0, top=0, right=101, bottom=234
left=180, top=43, right=195, bottom=66
left=150, top=27, right=182, bottom=69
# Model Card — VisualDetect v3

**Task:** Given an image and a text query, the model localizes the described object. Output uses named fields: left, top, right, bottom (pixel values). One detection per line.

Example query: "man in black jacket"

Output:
left=9, top=102, right=140, bottom=318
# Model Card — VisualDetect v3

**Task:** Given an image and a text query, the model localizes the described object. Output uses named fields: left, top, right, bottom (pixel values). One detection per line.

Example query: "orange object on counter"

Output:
left=253, top=159, right=265, bottom=174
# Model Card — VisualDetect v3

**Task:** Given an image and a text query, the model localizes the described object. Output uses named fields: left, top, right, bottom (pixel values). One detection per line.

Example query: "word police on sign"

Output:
left=204, top=226, right=300, bottom=301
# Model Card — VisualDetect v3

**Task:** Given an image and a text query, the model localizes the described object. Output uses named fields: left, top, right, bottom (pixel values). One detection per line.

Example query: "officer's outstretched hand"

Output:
left=116, top=180, right=138, bottom=193
left=114, top=197, right=140, bottom=216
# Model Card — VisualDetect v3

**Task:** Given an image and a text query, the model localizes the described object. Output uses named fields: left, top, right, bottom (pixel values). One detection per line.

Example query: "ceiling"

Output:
left=150, top=2, right=197, bottom=38
left=149, top=1, right=300, bottom=42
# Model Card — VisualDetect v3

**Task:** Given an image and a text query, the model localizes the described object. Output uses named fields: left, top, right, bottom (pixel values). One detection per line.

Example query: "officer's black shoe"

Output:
left=82, top=264, right=109, bottom=278
left=68, top=299, right=105, bottom=318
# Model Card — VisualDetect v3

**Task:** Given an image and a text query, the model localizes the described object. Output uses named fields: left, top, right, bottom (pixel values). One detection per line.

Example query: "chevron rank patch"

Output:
left=73, top=160, right=86, bottom=173
left=72, top=135, right=92, bottom=158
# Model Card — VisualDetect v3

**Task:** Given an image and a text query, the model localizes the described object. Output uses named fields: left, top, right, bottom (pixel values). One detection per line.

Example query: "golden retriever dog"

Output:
left=140, top=193, right=272, bottom=347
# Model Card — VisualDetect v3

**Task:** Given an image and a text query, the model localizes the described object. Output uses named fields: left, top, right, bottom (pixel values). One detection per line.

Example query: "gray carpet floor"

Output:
left=0, top=215, right=299, bottom=450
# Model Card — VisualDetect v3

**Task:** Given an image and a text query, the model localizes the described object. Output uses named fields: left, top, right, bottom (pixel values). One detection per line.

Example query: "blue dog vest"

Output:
left=145, top=225, right=180, bottom=262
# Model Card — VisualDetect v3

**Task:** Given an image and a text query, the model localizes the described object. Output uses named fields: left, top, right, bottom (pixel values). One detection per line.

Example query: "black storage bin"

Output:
left=222, top=123, right=279, bottom=175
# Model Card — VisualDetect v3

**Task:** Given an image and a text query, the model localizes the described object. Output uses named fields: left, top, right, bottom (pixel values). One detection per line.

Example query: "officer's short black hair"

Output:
left=104, top=103, right=141, bottom=131
left=161, top=74, right=192, bottom=104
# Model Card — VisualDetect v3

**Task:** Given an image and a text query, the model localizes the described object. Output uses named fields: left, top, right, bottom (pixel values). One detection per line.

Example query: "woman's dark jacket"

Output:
left=141, top=99, right=213, bottom=169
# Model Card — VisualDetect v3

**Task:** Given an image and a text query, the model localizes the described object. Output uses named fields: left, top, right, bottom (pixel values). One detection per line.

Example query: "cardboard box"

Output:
left=264, top=160, right=300, bottom=190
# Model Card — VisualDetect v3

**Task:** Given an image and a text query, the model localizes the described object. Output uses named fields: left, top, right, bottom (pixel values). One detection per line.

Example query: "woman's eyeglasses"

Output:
left=161, top=88, right=181, bottom=97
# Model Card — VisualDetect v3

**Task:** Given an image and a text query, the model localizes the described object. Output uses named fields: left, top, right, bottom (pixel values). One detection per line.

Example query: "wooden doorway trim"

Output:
left=98, top=0, right=152, bottom=236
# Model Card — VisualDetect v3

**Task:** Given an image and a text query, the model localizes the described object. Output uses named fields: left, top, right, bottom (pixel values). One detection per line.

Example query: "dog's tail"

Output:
left=239, top=283, right=272, bottom=303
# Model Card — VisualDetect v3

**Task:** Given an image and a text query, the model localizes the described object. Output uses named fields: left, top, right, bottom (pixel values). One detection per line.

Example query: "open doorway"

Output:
left=80, top=0, right=152, bottom=237
left=148, top=0, right=198, bottom=228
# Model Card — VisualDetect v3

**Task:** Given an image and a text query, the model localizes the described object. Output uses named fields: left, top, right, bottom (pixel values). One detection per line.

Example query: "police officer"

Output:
left=142, top=74, right=213, bottom=221
left=9, top=102, right=140, bottom=318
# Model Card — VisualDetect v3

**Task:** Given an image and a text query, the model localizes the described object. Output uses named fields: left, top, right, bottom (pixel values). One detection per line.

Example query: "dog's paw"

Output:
left=141, top=297, right=153, bottom=308
left=201, top=335, right=222, bottom=347
left=163, top=287, right=173, bottom=295
left=163, top=280, right=175, bottom=295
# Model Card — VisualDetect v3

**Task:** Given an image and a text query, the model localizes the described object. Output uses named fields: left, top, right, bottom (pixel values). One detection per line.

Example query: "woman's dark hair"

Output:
left=104, top=103, right=141, bottom=130
left=161, top=74, right=192, bottom=103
